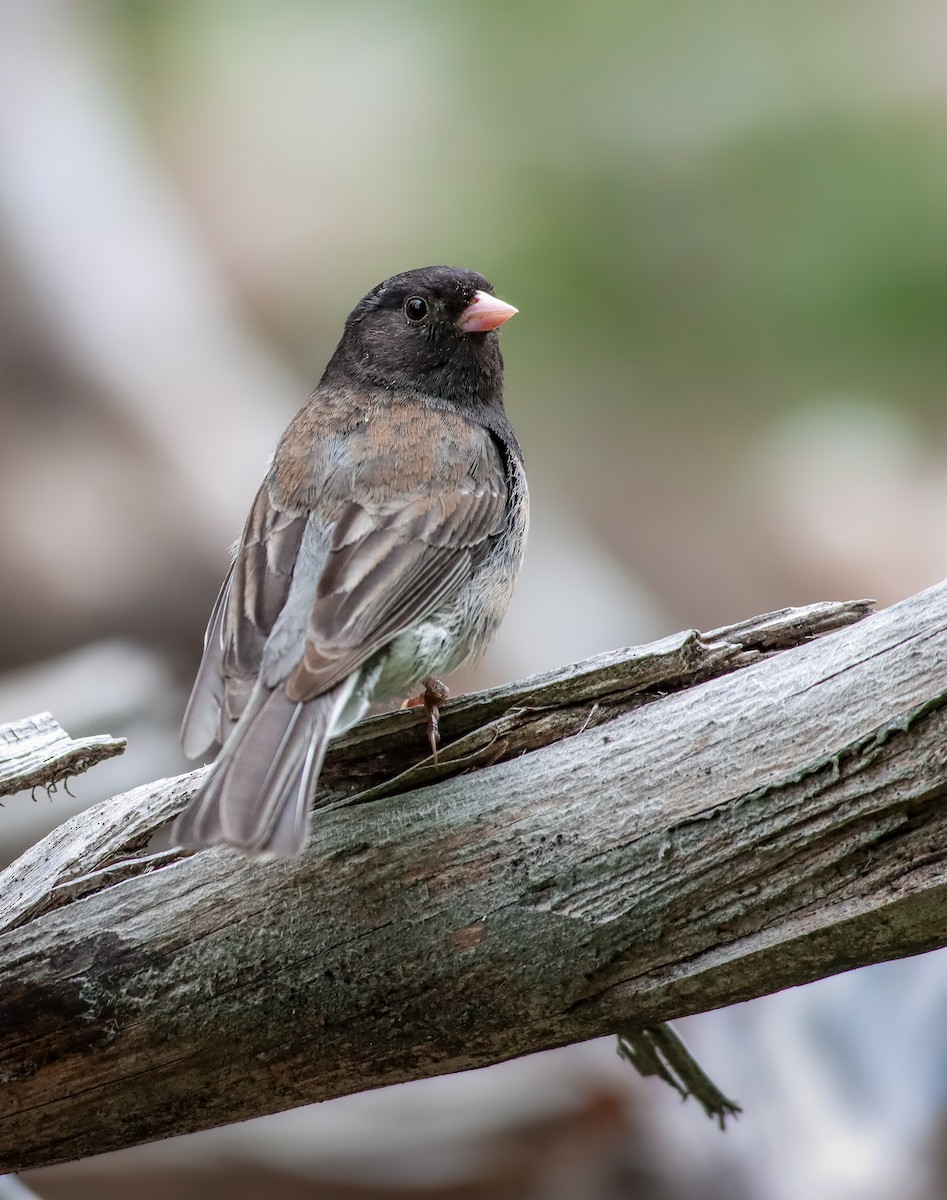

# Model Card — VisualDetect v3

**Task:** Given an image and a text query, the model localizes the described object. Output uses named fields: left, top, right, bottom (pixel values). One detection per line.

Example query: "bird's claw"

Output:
left=402, top=677, right=449, bottom=763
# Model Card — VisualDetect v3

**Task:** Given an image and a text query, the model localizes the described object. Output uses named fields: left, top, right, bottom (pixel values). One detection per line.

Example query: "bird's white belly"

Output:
left=375, top=617, right=457, bottom=700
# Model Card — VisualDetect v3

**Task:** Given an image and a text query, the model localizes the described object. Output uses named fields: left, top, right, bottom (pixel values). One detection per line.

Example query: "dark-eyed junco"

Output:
left=173, top=266, right=528, bottom=857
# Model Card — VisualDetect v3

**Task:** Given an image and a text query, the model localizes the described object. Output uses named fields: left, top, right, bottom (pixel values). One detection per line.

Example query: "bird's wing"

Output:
left=226, top=486, right=309, bottom=678
left=181, top=486, right=307, bottom=757
left=183, top=396, right=513, bottom=748
left=286, top=472, right=508, bottom=701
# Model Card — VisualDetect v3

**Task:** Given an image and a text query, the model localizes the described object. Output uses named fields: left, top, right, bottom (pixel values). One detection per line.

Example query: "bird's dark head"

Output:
left=323, top=266, right=517, bottom=407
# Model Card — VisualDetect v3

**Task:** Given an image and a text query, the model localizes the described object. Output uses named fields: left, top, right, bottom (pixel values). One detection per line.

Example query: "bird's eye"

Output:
left=404, top=296, right=428, bottom=323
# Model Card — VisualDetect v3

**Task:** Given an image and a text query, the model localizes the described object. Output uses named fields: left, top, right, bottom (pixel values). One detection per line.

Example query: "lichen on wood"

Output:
left=3, top=589, right=947, bottom=1174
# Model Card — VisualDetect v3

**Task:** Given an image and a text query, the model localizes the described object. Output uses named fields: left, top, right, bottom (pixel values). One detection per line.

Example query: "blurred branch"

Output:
left=0, top=6, right=299, bottom=663
left=6, top=587, right=947, bottom=1171
left=0, top=3, right=295, bottom=538
left=0, top=1176, right=40, bottom=1200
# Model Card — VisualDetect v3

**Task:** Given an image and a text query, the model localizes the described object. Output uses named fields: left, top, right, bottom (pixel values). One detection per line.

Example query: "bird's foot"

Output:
left=401, top=677, right=449, bottom=763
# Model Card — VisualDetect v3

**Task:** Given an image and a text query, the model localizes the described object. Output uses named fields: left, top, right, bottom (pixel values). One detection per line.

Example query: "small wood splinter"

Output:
left=401, top=677, right=450, bottom=763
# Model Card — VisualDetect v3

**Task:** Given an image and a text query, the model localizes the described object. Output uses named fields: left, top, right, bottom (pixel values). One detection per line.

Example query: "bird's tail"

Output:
left=173, top=677, right=357, bottom=857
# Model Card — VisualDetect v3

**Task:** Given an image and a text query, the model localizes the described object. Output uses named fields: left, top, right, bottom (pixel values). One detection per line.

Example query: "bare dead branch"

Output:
left=0, top=713, right=125, bottom=799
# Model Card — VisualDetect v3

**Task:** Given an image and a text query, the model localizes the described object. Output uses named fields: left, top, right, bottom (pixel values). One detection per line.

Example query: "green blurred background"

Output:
left=115, top=0, right=947, bottom=629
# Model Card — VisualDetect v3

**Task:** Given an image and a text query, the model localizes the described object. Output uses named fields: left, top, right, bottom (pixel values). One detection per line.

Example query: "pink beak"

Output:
left=457, top=290, right=518, bottom=333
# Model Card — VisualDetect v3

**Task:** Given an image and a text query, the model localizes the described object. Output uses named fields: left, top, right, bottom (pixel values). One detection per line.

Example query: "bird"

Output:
left=172, top=265, right=528, bottom=857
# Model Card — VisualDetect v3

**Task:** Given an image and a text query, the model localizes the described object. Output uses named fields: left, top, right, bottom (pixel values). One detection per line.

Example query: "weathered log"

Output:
left=3, top=587, right=946, bottom=1172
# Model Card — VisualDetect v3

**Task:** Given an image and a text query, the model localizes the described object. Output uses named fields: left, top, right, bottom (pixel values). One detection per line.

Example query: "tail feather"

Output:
left=173, top=677, right=355, bottom=857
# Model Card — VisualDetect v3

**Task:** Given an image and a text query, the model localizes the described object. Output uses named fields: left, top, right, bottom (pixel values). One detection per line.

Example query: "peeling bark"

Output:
left=2, top=589, right=946, bottom=1173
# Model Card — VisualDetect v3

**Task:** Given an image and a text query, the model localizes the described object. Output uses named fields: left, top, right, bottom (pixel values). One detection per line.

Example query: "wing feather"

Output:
left=183, top=415, right=512, bottom=740
left=181, top=487, right=308, bottom=757
left=286, top=482, right=508, bottom=701
left=180, top=559, right=235, bottom=758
